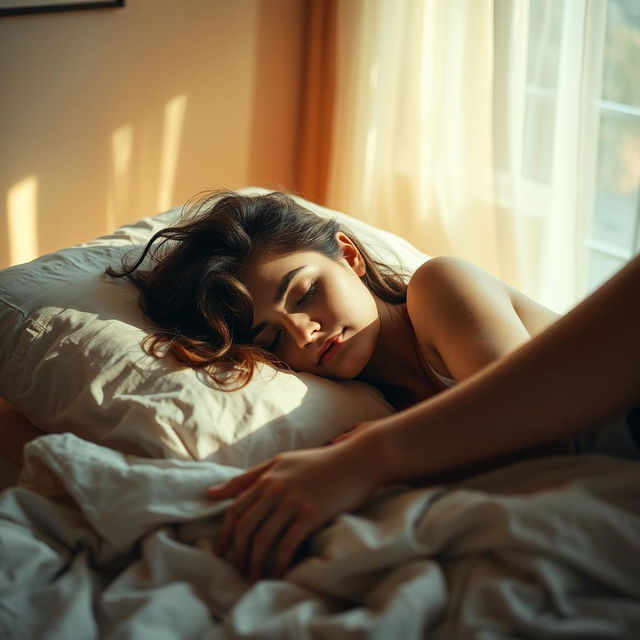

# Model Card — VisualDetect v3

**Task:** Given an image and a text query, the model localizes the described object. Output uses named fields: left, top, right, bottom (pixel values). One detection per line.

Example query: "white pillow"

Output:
left=0, top=188, right=428, bottom=467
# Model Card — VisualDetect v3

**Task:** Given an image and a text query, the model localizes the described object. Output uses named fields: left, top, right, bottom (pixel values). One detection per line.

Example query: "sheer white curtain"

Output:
left=326, top=0, right=607, bottom=312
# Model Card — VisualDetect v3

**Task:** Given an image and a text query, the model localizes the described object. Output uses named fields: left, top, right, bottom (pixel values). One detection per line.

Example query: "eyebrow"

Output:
left=249, top=265, right=307, bottom=339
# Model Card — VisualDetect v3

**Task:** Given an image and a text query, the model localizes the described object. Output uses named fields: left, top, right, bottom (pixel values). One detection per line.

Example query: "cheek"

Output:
left=333, top=277, right=377, bottom=319
left=280, top=344, right=304, bottom=364
left=277, top=346, right=316, bottom=374
left=274, top=336, right=311, bottom=369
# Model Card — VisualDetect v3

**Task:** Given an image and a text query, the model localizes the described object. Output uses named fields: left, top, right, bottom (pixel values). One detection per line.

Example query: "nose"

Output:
left=285, top=313, right=320, bottom=348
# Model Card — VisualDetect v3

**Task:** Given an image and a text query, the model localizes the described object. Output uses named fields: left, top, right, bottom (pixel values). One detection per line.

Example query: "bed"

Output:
left=1, top=188, right=639, bottom=639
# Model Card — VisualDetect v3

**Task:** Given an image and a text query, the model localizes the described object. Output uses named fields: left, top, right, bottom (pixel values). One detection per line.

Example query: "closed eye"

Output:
left=296, top=281, right=318, bottom=308
left=262, top=281, right=318, bottom=351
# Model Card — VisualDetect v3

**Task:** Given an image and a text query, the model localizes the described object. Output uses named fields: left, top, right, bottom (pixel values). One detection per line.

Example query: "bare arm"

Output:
left=407, top=256, right=558, bottom=381
left=208, top=255, right=640, bottom=580
left=366, top=253, right=640, bottom=484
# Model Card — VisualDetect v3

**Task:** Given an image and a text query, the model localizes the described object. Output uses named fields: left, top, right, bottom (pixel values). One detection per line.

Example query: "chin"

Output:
left=333, top=332, right=376, bottom=379
left=326, top=352, right=370, bottom=380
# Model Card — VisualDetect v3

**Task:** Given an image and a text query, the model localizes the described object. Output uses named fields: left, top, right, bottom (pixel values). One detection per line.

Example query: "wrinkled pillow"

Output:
left=0, top=188, right=428, bottom=467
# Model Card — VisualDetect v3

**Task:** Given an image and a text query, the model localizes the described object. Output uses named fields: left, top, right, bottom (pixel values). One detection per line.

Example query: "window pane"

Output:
left=590, top=112, right=640, bottom=252
left=585, top=250, right=625, bottom=294
left=602, top=0, right=640, bottom=107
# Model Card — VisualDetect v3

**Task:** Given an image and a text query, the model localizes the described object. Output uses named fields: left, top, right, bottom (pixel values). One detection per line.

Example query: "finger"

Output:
left=215, top=486, right=262, bottom=557
left=207, top=459, right=275, bottom=499
left=248, top=507, right=296, bottom=581
left=272, top=518, right=315, bottom=580
left=233, top=492, right=281, bottom=574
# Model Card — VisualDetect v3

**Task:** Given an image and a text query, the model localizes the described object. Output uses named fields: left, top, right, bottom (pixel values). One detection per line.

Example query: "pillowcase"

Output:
left=0, top=188, right=429, bottom=468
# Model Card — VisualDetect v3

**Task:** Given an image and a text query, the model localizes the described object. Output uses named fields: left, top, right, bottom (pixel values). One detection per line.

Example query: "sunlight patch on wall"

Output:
left=157, top=94, right=188, bottom=212
left=107, top=124, right=134, bottom=231
left=7, top=176, right=39, bottom=265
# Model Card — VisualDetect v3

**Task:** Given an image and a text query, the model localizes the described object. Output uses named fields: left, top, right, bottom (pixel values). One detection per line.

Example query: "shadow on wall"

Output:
left=0, top=0, right=306, bottom=269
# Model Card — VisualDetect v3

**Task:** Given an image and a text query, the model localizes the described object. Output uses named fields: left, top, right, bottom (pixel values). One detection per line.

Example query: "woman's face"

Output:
left=243, top=234, right=381, bottom=378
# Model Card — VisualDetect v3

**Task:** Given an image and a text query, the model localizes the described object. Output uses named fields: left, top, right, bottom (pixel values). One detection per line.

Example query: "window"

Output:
left=586, top=0, right=640, bottom=291
left=493, top=0, right=639, bottom=299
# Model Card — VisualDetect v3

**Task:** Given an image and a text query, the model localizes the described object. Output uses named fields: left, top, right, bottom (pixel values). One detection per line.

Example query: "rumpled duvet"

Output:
left=1, top=433, right=639, bottom=639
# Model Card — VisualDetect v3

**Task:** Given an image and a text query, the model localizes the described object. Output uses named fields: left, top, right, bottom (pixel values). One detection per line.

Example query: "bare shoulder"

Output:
left=407, top=256, right=507, bottom=309
left=407, top=257, right=512, bottom=333
left=409, top=256, right=497, bottom=291
left=408, top=256, right=558, bottom=336
left=406, top=257, right=559, bottom=380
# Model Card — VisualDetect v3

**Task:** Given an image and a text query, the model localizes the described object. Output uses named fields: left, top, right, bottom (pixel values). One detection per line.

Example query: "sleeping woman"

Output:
left=107, top=190, right=640, bottom=581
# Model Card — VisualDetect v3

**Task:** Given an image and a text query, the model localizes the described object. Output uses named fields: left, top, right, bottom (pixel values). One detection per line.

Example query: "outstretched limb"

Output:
left=371, top=253, right=640, bottom=483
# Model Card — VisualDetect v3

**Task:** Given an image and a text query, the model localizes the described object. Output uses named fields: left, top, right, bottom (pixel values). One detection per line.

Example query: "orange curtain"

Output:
left=296, top=0, right=337, bottom=205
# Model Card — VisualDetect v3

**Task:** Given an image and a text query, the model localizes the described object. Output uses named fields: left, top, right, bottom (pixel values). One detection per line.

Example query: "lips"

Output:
left=317, top=332, right=343, bottom=366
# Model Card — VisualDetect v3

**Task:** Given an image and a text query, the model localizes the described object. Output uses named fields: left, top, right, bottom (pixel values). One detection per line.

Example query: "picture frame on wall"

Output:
left=0, top=0, right=124, bottom=16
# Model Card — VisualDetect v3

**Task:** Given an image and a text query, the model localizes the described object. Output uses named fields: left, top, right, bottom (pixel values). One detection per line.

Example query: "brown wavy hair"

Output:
left=106, top=190, right=409, bottom=389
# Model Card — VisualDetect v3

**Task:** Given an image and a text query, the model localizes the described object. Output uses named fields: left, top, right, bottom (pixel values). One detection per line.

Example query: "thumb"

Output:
left=206, top=459, right=275, bottom=498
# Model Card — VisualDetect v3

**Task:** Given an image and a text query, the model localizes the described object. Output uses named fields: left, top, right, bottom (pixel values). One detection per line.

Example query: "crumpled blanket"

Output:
left=1, top=433, right=639, bottom=639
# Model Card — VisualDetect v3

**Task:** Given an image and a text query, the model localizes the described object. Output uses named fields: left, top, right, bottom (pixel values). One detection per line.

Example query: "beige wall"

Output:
left=0, top=0, right=306, bottom=269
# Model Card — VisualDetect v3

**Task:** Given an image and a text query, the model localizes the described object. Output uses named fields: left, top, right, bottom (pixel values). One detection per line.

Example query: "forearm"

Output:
left=364, top=255, right=640, bottom=485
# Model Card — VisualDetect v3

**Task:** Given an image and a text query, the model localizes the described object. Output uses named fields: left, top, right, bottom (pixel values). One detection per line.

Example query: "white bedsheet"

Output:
left=1, top=433, right=639, bottom=639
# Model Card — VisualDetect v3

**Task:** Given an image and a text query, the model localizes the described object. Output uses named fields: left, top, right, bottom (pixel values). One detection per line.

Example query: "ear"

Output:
left=335, top=232, right=366, bottom=277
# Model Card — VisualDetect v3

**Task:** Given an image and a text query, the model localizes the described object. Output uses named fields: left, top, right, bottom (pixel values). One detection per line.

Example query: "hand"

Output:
left=206, top=439, right=380, bottom=581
